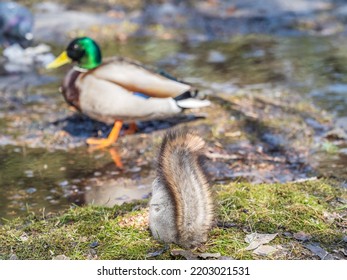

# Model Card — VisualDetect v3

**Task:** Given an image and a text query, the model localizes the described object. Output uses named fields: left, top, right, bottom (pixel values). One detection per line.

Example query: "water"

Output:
left=0, top=145, right=153, bottom=219
left=0, top=146, right=112, bottom=218
left=1, top=35, right=347, bottom=219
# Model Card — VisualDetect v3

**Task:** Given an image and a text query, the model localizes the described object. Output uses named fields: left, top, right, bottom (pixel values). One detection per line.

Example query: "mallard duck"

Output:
left=47, top=37, right=210, bottom=148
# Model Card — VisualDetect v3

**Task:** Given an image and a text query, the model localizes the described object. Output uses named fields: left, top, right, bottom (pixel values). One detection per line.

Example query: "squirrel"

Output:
left=149, top=128, right=214, bottom=249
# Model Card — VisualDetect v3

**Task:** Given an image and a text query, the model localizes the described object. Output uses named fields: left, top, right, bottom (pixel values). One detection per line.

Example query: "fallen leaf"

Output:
left=198, top=252, right=221, bottom=259
left=253, top=245, right=277, bottom=256
left=90, top=241, right=99, bottom=248
left=87, top=249, right=98, bottom=260
left=293, top=231, right=311, bottom=242
left=9, top=254, right=18, bottom=260
left=19, top=233, right=28, bottom=242
left=171, top=250, right=225, bottom=260
left=52, top=255, right=70, bottom=260
left=245, top=233, right=278, bottom=250
left=171, top=250, right=199, bottom=260
left=304, top=243, right=334, bottom=260
left=147, top=245, right=169, bottom=258
left=217, top=221, right=237, bottom=228
left=118, top=210, right=149, bottom=230
left=219, top=256, right=234, bottom=260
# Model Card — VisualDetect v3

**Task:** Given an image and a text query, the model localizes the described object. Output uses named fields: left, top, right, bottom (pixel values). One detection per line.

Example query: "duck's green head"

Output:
left=47, top=37, right=102, bottom=70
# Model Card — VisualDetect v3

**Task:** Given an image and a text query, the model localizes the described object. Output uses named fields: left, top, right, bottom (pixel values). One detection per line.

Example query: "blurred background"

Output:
left=0, top=0, right=346, bottom=220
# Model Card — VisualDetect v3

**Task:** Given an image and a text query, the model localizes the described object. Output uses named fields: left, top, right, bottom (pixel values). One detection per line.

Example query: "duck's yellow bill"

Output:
left=46, top=51, right=72, bottom=69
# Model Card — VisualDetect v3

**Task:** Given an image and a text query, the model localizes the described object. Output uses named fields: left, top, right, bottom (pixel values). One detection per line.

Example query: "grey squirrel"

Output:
left=149, top=128, right=214, bottom=249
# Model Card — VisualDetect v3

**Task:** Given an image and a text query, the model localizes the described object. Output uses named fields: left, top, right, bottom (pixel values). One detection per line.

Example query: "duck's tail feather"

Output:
left=174, top=89, right=199, bottom=101
left=174, top=89, right=211, bottom=109
left=176, top=98, right=211, bottom=109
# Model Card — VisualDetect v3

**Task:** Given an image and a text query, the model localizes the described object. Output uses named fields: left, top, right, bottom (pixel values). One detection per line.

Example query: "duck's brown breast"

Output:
left=61, top=69, right=82, bottom=110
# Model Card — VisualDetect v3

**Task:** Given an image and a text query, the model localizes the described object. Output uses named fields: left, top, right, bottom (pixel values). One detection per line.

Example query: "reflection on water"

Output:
left=1, top=35, right=347, bottom=219
left=0, top=145, right=152, bottom=219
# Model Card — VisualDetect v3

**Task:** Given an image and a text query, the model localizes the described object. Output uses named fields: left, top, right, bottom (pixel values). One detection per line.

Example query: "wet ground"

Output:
left=1, top=1, right=347, bottom=219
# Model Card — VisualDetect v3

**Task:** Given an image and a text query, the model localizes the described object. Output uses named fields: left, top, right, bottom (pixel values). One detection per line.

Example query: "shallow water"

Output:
left=1, top=35, right=347, bottom=219
left=0, top=145, right=153, bottom=219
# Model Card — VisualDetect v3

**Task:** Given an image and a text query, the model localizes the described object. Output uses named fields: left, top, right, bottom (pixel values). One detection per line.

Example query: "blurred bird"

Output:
left=47, top=37, right=210, bottom=149
left=0, top=2, right=33, bottom=48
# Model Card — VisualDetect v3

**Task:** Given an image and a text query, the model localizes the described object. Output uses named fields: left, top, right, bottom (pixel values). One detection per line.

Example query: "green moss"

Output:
left=0, top=179, right=345, bottom=260
left=217, top=180, right=346, bottom=245
left=321, top=142, right=339, bottom=154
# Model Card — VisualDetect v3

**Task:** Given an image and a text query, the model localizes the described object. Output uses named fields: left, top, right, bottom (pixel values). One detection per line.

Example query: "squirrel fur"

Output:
left=149, top=128, right=214, bottom=249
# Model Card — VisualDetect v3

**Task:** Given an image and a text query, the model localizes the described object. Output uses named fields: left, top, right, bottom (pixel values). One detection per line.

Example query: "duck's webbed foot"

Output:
left=86, top=120, right=123, bottom=149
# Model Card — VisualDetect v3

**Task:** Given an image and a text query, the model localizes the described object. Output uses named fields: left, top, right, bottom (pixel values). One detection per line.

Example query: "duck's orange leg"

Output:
left=123, top=122, right=138, bottom=135
left=108, top=147, right=124, bottom=169
left=86, top=120, right=123, bottom=148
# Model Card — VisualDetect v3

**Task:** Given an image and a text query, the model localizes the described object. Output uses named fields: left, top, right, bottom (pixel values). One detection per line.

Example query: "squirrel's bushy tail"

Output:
left=149, top=128, right=214, bottom=248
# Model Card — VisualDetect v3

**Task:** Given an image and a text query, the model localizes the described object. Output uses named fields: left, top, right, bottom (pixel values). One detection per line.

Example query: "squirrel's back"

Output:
left=149, top=128, right=214, bottom=248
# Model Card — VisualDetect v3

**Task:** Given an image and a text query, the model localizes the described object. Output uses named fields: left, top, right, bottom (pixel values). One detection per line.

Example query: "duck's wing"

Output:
left=90, top=57, right=192, bottom=98
left=77, top=74, right=183, bottom=123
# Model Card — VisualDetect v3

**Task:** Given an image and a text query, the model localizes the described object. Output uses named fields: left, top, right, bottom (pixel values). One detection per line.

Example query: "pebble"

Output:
left=24, top=170, right=34, bottom=177
left=49, top=200, right=59, bottom=205
left=243, top=49, right=265, bottom=58
left=336, top=117, right=347, bottom=131
left=58, top=180, right=69, bottom=187
left=293, top=231, right=312, bottom=241
left=26, top=187, right=37, bottom=194
left=116, top=195, right=130, bottom=201
left=339, top=148, right=347, bottom=156
left=127, top=167, right=141, bottom=173
left=141, top=193, right=151, bottom=199
left=207, top=50, right=227, bottom=63
left=324, top=128, right=347, bottom=140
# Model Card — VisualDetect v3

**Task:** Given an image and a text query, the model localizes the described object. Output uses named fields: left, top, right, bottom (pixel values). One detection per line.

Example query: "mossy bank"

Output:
left=1, top=179, right=346, bottom=260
